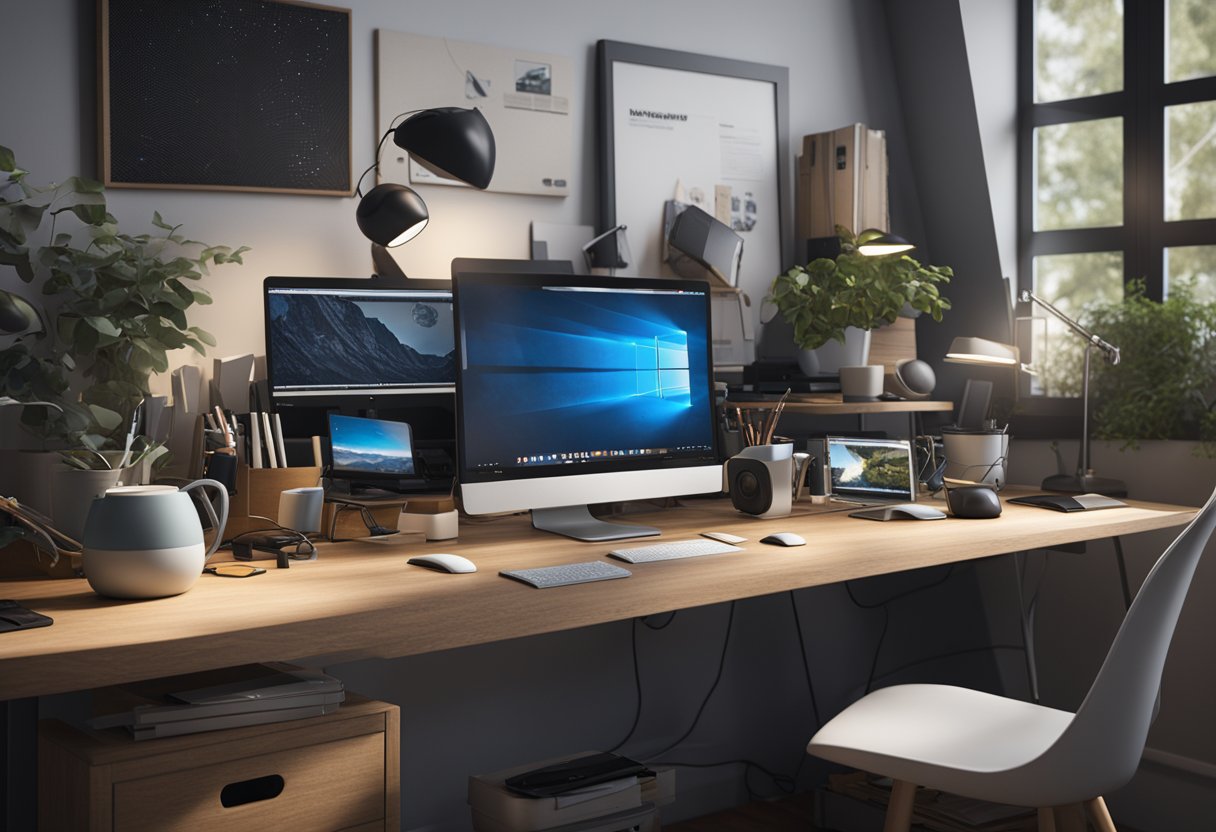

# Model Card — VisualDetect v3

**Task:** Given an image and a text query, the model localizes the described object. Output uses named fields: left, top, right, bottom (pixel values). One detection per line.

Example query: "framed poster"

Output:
left=99, top=0, right=352, bottom=195
left=596, top=40, right=790, bottom=302
left=376, top=30, right=573, bottom=198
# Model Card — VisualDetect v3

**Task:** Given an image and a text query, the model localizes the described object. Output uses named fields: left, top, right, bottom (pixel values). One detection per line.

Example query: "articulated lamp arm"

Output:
left=1018, top=289, right=1121, bottom=365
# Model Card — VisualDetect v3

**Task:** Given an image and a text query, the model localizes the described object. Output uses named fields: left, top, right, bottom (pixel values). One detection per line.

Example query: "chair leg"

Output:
left=1052, top=804, right=1087, bottom=832
left=883, top=780, right=917, bottom=832
left=1086, top=796, right=1118, bottom=832
left=1037, top=807, right=1057, bottom=832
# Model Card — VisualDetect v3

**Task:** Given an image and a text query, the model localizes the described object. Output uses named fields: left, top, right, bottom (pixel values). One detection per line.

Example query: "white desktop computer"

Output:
left=453, top=274, right=722, bottom=541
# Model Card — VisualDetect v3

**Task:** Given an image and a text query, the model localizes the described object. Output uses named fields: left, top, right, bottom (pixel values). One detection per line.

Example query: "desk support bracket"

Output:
left=1013, top=551, right=1041, bottom=704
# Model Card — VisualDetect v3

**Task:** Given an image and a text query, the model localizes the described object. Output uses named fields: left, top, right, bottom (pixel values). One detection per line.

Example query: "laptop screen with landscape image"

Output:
left=827, top=436, right=916, bottom=504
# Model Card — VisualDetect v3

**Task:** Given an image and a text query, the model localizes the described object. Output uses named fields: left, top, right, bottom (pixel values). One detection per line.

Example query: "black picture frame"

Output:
left=99, top=0, right=352, bottom=196
left=596, top=40, right=791, bottom=278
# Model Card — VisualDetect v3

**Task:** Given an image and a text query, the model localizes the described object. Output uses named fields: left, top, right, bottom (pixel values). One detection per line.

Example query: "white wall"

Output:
left=959, top=0, right=1018, bottom=285
left=2, top=0, right=909, bottom=396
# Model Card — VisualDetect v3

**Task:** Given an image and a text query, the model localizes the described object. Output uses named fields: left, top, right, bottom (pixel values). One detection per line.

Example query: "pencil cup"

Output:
left=278, top=486, right=325, bottom=534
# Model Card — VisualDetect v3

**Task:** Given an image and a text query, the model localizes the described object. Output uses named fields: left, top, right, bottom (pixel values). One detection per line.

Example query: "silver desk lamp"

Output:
left=1018, top=289, right=1126, bottom=496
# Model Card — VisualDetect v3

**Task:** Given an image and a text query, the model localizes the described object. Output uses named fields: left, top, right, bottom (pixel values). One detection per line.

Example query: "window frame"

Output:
left=1015, top=0, right=1216, bottom=435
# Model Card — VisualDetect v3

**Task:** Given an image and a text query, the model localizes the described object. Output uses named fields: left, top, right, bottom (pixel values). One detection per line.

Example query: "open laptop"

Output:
left=827, top=436, right=917, bottom=505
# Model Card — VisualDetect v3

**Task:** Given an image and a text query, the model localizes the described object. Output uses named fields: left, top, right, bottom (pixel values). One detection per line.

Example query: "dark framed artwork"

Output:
left=596, top=40, right=790, bottom=294
left=99, top=0, right=352, bottom=195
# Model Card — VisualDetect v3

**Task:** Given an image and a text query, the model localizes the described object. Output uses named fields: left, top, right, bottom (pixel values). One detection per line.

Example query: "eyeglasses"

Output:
left=205, top=564, right=266, bottom=578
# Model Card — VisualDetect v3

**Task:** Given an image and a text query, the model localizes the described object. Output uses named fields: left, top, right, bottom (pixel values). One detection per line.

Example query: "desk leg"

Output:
left=1112, top=536, right=1132, bottom=610
left=2, top=698, right=37, bottom=830
left=1013, top=552, right=1041, bottom=704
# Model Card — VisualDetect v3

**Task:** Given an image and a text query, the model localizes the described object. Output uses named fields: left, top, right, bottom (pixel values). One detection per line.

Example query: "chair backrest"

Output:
left=1043, top=484, right=1216, bottom=795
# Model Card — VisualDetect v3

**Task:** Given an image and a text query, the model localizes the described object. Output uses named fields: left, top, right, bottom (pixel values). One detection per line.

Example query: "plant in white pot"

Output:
left=0, top=144, right=248, bottom=549
left=769, top=227, right=952, bottom=376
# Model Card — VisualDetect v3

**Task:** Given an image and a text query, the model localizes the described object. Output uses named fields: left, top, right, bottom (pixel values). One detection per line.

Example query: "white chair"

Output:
left=808, top=485, right=1216, bottom=832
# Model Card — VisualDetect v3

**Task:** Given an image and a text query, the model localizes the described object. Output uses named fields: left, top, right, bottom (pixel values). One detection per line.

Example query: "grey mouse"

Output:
left=946, top=486, right=1002, bottom=519
left=760, top=532, right=806, bottom=547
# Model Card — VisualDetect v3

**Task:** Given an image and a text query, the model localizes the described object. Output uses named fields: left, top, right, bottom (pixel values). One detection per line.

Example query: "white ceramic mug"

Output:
left=839, top=365, right=884, bottom=402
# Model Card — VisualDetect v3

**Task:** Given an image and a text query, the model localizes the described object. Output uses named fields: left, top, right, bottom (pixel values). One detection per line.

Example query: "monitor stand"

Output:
left=530, top=505, right=661, bottom=543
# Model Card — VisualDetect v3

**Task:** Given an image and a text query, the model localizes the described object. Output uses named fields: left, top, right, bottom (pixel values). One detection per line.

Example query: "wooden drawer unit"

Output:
left=38, top=694, right=399, bottom=831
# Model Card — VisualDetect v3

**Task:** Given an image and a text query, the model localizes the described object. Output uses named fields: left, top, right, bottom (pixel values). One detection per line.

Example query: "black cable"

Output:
left=870, top=644, right=1026, bottom=686
left=642, top=601, right=736, bottom=761
left=641, top=611, right=678, bottom=630
left=843, top=563, right=956, bottom=609
left=864, top=605, right=890, bottom=694
left=653, top=758, right=799, bottom=802
left=788, top=591, right=822, bottom=729
left=607, top=619, right=642, bottom=754
left=843, top=564, right=957, bottom=693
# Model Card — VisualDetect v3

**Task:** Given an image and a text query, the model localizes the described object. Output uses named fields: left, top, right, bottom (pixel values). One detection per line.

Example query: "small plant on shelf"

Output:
left=769, top=226, right=952, bottom=350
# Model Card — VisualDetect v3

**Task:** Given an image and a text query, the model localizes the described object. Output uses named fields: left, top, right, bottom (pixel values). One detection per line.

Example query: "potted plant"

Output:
left=0, top=144, right=247, bottom=544
left=768, top=227, right=952, bottom=375
left=1039, top=280, right=1216, bottom=456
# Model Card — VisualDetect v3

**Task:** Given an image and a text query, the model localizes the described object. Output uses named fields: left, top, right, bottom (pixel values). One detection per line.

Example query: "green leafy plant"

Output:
left=1041, top=280, right=1216, bottom=454
left=768, top=227, right=952, bottom=350
left=0, top=144, right=249, bottom=455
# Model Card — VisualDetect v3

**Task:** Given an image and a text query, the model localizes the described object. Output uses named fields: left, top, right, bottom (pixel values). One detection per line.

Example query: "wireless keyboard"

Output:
left=608, top=538, right=743, bottom=564
left=500, top=561, right=632, bottom=589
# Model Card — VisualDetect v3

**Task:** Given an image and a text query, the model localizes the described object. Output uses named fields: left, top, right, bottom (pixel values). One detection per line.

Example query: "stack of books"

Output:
left=88, top=663, right=345, bottom=741
left=468, top=752, right=675, bottom=832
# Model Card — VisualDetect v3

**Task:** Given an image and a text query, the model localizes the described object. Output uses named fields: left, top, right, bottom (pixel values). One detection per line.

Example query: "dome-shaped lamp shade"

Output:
left=356, top=183, right=430, bottom=247
left=857, top=231, right=915, bottom=256
left=393, top=107, right=496, bottom=189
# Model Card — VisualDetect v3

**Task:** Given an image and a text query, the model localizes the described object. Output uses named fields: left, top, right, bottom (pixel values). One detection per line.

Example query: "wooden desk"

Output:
left=0, top=487, right=1196, bottom=701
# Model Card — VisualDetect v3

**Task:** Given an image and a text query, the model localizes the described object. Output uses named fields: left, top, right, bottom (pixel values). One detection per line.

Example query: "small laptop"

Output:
left=827, top=436, right=917, bottom=505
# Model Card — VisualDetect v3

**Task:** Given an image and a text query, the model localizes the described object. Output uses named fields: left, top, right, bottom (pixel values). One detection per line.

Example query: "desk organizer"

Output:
left=224, top=464, right=322, bottom=538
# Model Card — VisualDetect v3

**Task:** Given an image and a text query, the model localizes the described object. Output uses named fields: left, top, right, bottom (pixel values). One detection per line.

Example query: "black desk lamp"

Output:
left=355, top=107, right=496, bottom=248
left=1019, top=289, right=1126, bottom=497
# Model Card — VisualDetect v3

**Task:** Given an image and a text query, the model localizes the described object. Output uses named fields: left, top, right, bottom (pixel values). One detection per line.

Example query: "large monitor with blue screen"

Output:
left=454, top=273, right=721, bottom=541
left=264, top=276, right=454, bottom=408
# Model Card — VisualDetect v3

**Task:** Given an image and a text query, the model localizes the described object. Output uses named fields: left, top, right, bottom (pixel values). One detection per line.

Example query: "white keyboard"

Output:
left=608, top=538, right=743, bottom=564
left=500, top=561, right=632, bottom=589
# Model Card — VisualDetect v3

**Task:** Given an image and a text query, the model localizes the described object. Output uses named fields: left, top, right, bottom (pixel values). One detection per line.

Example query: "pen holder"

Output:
left=224, top=464, right=323, bottom=539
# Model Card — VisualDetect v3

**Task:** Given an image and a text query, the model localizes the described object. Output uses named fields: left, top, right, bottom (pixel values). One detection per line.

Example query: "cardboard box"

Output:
left=797, top=123, right=889, bottom=242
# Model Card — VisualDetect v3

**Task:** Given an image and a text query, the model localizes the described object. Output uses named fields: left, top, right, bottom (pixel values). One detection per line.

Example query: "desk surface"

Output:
left=0, top=487, right=1196, bottom=701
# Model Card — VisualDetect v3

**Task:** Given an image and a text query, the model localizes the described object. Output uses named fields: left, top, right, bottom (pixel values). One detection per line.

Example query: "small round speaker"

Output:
left=885, top=359, right=936, bottom=400
left=728, top=458, right=774, bottom=516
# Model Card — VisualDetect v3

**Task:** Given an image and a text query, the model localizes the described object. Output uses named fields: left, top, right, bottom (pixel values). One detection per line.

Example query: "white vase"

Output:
left=797, top=327, right=872, bottom=377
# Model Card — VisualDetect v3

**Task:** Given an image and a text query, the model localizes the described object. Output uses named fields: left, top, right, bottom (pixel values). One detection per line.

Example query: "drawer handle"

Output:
left=220, top=774, right=285, bottom=808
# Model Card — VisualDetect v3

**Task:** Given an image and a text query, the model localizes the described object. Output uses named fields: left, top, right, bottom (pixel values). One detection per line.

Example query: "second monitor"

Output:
left=454, top=273, right=721, bottom=541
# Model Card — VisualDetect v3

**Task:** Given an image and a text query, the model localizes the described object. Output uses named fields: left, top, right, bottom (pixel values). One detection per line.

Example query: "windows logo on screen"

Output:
left=635, top=332, right=690, bottom=403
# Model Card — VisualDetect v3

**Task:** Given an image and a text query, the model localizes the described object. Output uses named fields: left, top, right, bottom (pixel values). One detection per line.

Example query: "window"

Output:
left=1019, top=0, right=1216, bottom=397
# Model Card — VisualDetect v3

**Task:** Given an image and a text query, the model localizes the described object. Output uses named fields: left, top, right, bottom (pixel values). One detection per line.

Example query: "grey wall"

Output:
left=2, top=0, right=921, bottom=388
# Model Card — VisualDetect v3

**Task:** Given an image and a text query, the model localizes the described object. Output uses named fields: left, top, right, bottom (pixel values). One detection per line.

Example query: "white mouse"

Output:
left=407, top=554, right=477, bottom=574
left=760, top=532, right=807, bottom=547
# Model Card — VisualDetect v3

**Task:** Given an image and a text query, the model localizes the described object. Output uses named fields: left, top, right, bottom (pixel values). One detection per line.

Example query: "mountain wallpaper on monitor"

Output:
left=269, top=293, right=454, bottom=387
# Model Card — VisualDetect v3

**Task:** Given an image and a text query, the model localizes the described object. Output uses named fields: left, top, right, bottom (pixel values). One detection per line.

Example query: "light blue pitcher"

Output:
left=82, top=480, right=229, bottom=599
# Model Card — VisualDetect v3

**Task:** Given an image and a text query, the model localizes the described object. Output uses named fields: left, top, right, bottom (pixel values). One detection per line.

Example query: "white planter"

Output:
left=797, top=327, right=872, bottom=377
left=51, top=467, right=124, bottom=544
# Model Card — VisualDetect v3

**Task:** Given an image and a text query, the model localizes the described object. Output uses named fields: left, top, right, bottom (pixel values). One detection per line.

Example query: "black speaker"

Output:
left=725, top=445, right=793, bottom=518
